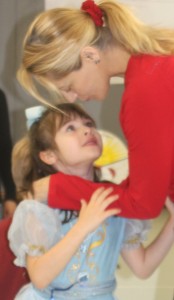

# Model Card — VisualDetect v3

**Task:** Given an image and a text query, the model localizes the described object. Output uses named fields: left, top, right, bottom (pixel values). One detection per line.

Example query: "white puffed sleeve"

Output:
left=122, top=219, right=152, bottom=250
left=8, top=200, right=62, bottom=267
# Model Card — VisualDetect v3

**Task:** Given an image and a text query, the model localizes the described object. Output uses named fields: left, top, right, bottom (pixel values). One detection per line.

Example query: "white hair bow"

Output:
left=25, top=105, right=46, bottom=129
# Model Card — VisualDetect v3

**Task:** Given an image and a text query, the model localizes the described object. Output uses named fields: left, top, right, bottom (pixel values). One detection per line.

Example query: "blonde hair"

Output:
left=18, top=0, right=174, bottom=105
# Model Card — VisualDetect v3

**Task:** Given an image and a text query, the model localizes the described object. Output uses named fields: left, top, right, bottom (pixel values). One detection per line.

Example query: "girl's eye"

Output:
left=66, top=125, right=75, bottom=132
left=85, top=120, right=95, bottom=128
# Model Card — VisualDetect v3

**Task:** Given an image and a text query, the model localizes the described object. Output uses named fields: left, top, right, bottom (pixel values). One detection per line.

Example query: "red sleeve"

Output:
left=48, top=56, right=174, bottom=219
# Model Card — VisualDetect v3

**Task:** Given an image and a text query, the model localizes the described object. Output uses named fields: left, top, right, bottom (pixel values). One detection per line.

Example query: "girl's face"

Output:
left=52, top=116, right=103, bottom=175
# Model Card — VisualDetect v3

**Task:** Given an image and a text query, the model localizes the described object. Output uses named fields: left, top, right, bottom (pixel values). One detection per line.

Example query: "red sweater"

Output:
left=48, top=55, right=174, bottom=219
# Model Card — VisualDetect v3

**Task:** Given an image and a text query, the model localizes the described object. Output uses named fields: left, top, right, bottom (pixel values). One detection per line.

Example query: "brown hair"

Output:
left=12, top=103, right=96, bottom=202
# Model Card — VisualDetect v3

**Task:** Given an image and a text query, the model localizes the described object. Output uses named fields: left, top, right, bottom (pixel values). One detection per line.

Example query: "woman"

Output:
left=17, top=0, right=174, bottom=218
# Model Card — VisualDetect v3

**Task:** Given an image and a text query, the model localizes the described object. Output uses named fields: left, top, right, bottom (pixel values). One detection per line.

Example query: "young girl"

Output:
left=8, top=103, right=174, bottom=300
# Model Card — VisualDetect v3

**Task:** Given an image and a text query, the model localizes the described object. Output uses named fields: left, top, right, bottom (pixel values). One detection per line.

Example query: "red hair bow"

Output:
left=81, top=0, right=104, bottom=27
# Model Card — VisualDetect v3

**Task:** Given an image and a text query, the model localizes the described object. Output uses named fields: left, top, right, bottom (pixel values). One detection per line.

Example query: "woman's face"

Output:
left=51, top=53, right=110, bottom=103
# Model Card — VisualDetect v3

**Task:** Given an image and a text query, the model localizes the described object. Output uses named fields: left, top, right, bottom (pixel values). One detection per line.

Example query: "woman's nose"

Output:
left=65, top=91, right=78, bottom=103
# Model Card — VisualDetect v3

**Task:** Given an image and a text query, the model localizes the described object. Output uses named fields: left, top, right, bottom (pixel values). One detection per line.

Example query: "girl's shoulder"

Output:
left=15, top=198, right=60, bottom=216
left=8, top=200, right=62, bottom=267
left=122, top=219, right=152, bottom=249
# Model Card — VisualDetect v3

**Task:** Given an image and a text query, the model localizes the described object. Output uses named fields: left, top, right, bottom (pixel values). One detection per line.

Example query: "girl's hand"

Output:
left=77, top=187, right=121, bottom=235
left=165, top=197, right=174, bottom=218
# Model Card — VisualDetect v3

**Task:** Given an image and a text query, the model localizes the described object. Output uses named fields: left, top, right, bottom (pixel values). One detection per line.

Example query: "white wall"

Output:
left=0, top=0, right=44, bottom=142
left=45, top=0, right=174, bottom=27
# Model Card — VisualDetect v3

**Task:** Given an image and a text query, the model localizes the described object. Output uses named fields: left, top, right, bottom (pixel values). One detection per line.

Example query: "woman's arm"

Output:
left=32, top=177, right=49, bottom=203
left=121, top=198, right=174, bottom=278
left=33, top=58, right=174, bottom=219
left=33, top=80, right=174, bottom=218
left=26, top=188, right=119, bottom=289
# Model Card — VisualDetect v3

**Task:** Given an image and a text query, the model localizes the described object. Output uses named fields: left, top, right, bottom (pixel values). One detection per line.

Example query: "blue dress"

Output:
left=8, top=200, right=150, bottom=300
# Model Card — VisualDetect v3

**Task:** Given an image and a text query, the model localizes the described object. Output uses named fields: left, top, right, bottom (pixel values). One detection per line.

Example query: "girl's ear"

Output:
left=80, top=46, right=100, bottom=64
left=39, top=150, right=57, bottom=165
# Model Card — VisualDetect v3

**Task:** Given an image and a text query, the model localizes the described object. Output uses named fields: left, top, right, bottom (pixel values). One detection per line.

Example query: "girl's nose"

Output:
left=84, top=126, right=92, bottom=135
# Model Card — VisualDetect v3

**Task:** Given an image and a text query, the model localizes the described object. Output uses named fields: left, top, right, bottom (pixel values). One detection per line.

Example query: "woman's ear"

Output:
left=39, top=150, right=57, bottom=165
left=81, top=46, right=101, bottom=64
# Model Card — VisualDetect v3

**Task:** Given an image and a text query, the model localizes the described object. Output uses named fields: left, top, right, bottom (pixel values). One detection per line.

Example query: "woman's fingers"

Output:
left=165, top=198, right=174, bottom=215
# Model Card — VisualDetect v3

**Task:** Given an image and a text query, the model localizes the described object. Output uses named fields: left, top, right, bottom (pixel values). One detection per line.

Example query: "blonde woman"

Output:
left=17, top=0, right=174, bottom=219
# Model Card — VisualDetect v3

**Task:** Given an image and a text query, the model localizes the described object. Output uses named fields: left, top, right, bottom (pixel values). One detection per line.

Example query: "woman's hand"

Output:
left=32, top=177, right=50, bottom=202
left=165, top=197, right=174, bottom=220
left=77, top=187, right=121, bottom=235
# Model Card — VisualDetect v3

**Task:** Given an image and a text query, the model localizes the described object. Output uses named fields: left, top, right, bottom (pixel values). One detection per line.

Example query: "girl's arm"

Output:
left=121, top=198, right=174, bottom=279
left=26, top=188, right=119, bottom=289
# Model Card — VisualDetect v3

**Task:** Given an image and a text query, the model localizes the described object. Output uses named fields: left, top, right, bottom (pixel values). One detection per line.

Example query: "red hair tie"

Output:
left=81, top=0, right=104, bottom=27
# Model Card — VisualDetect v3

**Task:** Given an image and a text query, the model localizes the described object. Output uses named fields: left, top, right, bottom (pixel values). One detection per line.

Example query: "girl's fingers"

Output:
left=90, top=187, right=106, bottom=201
left=91, top=187, right=115, bottom=203
left=101, top=195, right=119, bottom=210
left=80, top=199, right=87, bottom=212
left=96, top=187, right=114, bottom=202
left=104, top=208, right=121, bottom=218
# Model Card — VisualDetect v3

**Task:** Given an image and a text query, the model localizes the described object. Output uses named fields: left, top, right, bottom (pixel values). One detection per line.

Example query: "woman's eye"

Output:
left=65, top=88, right=71, bottom=93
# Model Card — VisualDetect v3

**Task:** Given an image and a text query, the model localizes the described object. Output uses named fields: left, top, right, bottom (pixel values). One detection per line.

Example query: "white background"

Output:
left=45, top=0, right=174, bottom=85
left=45, top=0, right=174, bottom=28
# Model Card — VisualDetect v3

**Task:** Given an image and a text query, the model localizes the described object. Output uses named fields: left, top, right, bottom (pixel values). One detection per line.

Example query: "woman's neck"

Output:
left=103, top=46, right=131, bottom=77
